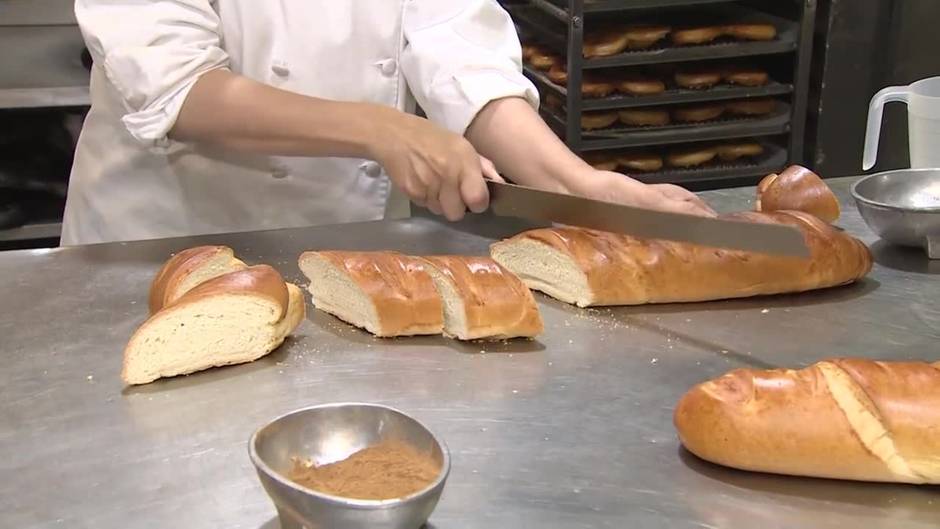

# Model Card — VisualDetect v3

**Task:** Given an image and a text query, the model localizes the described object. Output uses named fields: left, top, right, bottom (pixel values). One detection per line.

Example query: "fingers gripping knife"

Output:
left=486, top=181, right=810, bottom=258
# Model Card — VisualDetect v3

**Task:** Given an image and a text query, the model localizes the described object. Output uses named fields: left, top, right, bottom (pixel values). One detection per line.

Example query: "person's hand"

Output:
left=566, top=169, right=717, bottom=217
left=371, top=112, right=501, bottom=221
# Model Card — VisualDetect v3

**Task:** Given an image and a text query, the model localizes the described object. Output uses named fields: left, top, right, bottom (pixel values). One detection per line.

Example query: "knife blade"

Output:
left=486, top=180, right=810, bottom=257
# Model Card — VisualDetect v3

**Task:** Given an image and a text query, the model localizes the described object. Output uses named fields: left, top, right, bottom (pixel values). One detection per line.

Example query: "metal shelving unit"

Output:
left=0, top=25, right=90, bottom=109
left=1, top=7, right=87, bottom=247
left=541, top=103, right=791, bottom=150
left=525, top=64, right=794, bottom=109
left=507, top=0, right=817, bottom=189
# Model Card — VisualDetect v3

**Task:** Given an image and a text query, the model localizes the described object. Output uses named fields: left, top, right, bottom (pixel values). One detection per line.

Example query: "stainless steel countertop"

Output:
left=2, top=177, right=939, bottom=529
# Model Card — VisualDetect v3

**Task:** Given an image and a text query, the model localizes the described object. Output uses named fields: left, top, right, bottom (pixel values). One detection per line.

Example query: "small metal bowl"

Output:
left=851, top=168, right=940, bottom=259
left=249, top=403, right=450, bottom=529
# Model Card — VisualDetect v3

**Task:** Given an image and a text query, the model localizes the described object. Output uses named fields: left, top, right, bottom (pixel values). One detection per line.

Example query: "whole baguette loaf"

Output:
left=756, top=165, right=841, bottom=223
left=674, top=359, right=940, bottom=484
left=124, top=265, right=305, bottom=385
left=149, top=245, right=246, bottom=313
left=420, top=255, right=544, bottom=340
left=298, top=251, right=443, bottom=337
left=490, top=210, right=872, bottom=307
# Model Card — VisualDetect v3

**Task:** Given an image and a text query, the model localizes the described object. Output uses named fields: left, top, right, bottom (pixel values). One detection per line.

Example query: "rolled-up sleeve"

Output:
left=75, top=0, right=229, bottom=146
left=400, top=1, right=539, bottom=135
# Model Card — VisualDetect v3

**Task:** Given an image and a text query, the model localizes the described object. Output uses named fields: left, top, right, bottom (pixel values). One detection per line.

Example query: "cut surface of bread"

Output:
left=674, top=359, right=940, bottom=483
left=149, top=245, right=247, bottom=313
left=491, top=211, right=872, bottom=307
left=420, top=256, right=543, bottom=340
left=298, top=251, right=443, bottom=337
left=490, top=236, right=593, bottom=307
left=124, top=265, right=305, bottom=385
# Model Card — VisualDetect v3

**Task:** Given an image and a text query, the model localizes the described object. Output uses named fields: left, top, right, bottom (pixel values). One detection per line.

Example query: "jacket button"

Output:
left=271, top=61, right=290, bottom=77
left=379, top=59, right=398, bottom=77
left=360, top=161, right=382, bottom=178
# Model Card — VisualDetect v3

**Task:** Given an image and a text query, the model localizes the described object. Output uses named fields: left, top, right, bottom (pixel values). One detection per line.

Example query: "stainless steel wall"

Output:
left=807, top=0, right=940, bottom=176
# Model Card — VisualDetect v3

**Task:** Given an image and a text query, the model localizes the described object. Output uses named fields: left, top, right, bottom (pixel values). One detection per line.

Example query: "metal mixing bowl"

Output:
left=249, top=403, right=450, bottom=529
left=851, top=168, right=940, bottom=259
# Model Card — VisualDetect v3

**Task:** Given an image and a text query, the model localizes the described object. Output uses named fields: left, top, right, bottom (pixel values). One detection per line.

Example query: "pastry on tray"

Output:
left=618, top=152, right=664, bottom=172
left=725, top=98, right=776, bottom=116
left=547, top=64, right=617, bottom=98
left=666, top=146, right=718, bottom=168
left=615, top=73, right=667, bottom=95
left=618, top=108, right=671, bottom=127
left=583, top=151, right=619, bottom=171
left=715, top=142, right=764, bottom=162
left=671, top=103, right=726, bottom=122
left=672, top=23, right=776, bottom=45
left=583, top=25, right=671, bottom=57
left=581, top=111, right=620, bottom=130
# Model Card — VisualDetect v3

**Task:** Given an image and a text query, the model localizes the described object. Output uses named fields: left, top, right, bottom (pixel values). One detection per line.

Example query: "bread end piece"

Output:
left=123, top=265, right=304, bottom=386
left=756, top=165, right=841, bottom=223
left=148, top=245, right=247, bottom=314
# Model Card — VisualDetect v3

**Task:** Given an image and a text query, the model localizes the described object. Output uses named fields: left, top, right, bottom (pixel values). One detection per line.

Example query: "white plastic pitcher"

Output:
left=863, top=76, right=940, bottom=170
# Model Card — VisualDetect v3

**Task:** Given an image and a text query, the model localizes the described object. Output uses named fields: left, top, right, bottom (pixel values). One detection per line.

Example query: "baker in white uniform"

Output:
left=63, top=0, right=713, bottom=245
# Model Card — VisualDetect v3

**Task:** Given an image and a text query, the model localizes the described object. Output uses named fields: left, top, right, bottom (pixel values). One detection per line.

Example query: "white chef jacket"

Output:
left=62, top=0, right=538, bottom=245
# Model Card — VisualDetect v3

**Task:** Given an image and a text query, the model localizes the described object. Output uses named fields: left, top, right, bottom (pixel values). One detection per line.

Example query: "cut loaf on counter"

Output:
left=674, top=359, right=940, bottom=484
left=124, top=264, right=305, bottom=385
left=491, top=210, right=872, bottom=307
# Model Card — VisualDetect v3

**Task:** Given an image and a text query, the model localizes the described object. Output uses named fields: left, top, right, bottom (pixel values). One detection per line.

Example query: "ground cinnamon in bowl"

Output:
left=288, top=440, right=441, bottom=500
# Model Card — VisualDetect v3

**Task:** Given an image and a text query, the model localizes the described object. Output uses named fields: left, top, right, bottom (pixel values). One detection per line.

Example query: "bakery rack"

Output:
left=0, top=2, right=89, bottom=249
left=503, top=0, right=817, bottom=189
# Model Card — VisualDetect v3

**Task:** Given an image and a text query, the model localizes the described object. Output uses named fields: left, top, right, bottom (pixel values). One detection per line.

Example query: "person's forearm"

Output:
left=172, top=69, right=396, bottom=158
left=465, top=97, right=591, bottom=193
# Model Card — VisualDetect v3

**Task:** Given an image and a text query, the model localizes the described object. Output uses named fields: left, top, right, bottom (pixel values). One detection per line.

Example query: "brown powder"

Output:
left=288, top=440, right=440, bottom=500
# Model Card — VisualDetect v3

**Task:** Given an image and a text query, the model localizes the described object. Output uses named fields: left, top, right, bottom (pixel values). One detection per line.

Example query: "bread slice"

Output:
left=420, top=256, right=544, bottom=340
left=490, top=232, right=595, bottom=307
left=149, top=245, right=246, bottom=313
left=491, top=211, right=872, bottom=307
left=298, top=251, right=443, bottom=337
left=123, top=265, right=305, bottom=385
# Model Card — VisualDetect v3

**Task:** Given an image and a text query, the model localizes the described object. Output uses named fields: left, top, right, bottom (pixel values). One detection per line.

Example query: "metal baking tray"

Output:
left=542, top=101, right=791, bottom=149
left=524, top=64, right=794, bottom=110
left=509, top=4, right=799, bottom=68
left=628, top=141, right=788, bottom=187
left=528, top=0, right=748, bottom=20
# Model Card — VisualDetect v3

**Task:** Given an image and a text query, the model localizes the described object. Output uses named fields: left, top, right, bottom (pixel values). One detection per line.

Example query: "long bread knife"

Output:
left=487, top=180, right=810, bottom=257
